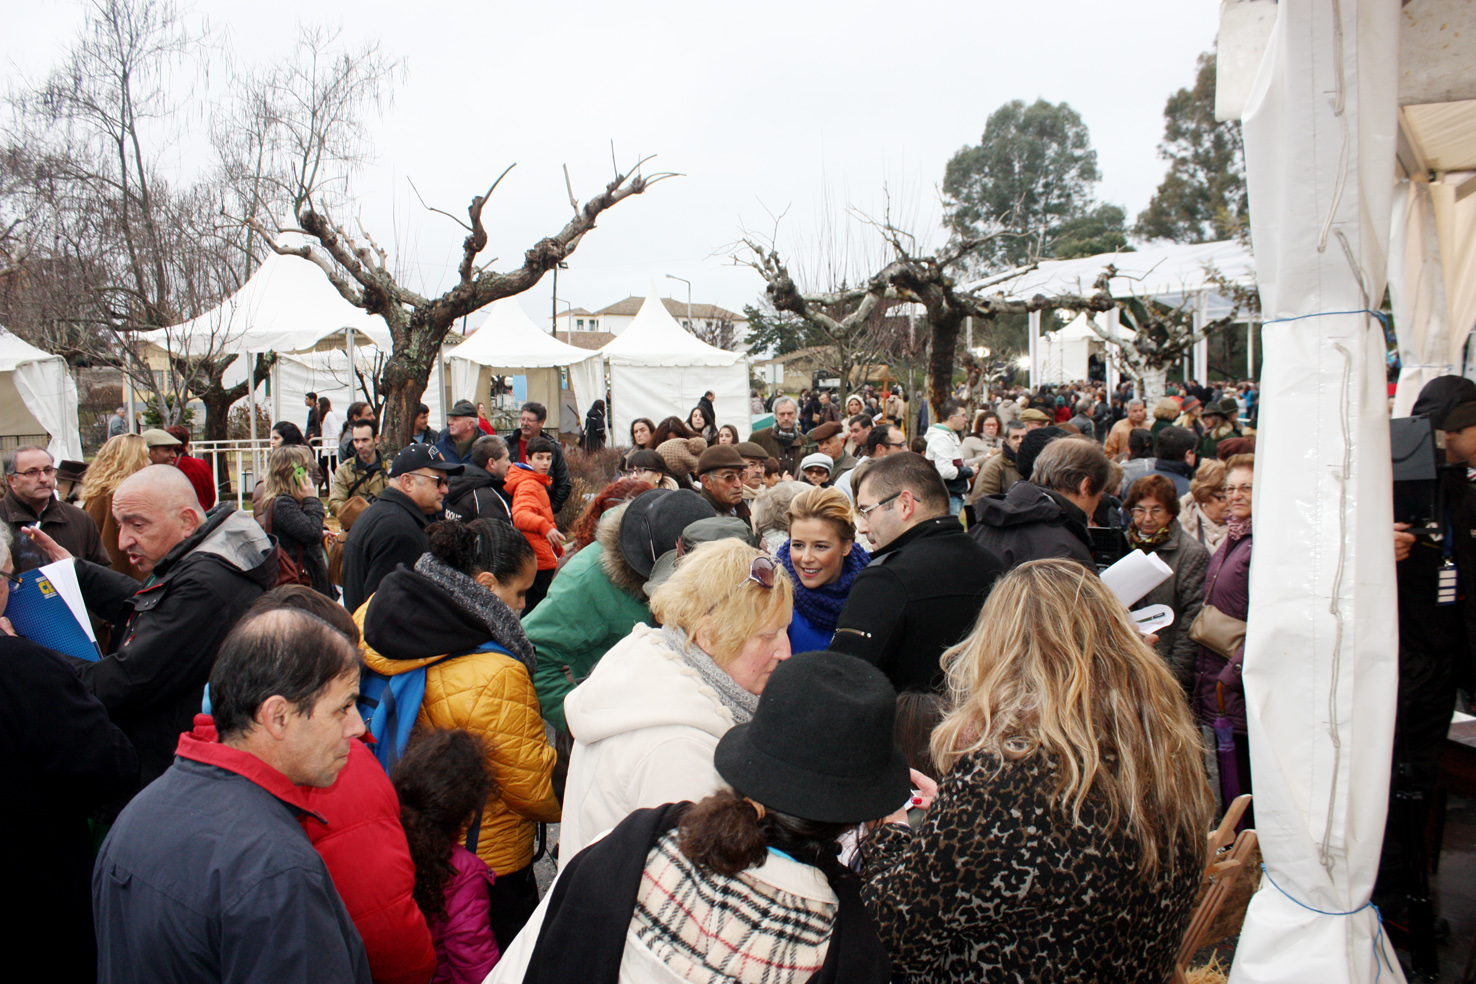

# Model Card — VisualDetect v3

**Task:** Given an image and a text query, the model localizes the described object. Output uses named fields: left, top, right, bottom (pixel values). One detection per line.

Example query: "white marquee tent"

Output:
left=444, top=299, right=603, bottom=428
left=0, top=328, right=82, bottom=462
left=602, top=287, right=753, bottom=441
left=1035, top=312, right=1134, bottom=386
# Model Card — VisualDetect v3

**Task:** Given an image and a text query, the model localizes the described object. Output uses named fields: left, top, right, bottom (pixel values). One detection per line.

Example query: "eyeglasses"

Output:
left=0, top=569, right=21, bottom=587
left=856, top=489, right=902, bottom=519
left=406, top=472, right=449, bottom=489
left=13, top=466, right=56, bottom=479
left=1226, top=485, right=1254, bottom=495
left=1129, top=506, right=1170, bottom=519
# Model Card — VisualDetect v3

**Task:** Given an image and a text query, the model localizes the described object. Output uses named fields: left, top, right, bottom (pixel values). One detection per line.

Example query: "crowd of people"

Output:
left=15, top=364, right=1467, bottom=983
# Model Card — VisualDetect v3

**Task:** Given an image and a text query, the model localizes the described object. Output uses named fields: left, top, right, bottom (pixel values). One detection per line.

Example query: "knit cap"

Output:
left=656, top=437, right=707, bottom=480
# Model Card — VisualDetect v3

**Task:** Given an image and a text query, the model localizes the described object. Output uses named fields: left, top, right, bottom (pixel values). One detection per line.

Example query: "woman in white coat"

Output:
left=556, top=537, right=795, bottom=865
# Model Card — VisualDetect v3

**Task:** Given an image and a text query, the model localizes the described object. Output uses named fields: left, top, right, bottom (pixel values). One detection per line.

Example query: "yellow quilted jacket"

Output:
left=355, top=603, right=561, bottom=876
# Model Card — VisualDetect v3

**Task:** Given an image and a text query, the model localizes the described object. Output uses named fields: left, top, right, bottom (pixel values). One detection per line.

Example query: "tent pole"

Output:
left=345, top=328, right=357, bottom=405
left=1028, top=310, right=1041, bottom=390
left=246, top=346, right=259, bottom=490
left=435, top=343, right=446, bottom=422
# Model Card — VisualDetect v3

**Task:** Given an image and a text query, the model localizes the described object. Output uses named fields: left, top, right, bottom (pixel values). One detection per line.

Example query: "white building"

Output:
left=554, top=296, right=751, bottom=353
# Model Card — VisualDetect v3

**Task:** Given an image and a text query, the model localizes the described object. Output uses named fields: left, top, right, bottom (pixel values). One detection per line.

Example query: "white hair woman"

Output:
left=862, top=559, right=1213, bottom=982
left=558, top=537, right=794, bottom=864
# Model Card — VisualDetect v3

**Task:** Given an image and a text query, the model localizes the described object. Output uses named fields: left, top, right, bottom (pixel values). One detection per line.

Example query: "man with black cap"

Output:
left=525, top=489, right=713, bottom=734
left=340, top=444, right=464, bottom=613
left=1380, top=375, right=1476, bottom=946
left=434, top=400, right=483, bottom=466
left=696, top=444, right=750, bottom=520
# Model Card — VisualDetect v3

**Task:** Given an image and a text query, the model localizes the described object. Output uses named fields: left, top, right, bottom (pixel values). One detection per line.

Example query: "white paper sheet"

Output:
left=41, top=559, right=98, bottom=645
left=1099, top=549, right=1174, bottom=608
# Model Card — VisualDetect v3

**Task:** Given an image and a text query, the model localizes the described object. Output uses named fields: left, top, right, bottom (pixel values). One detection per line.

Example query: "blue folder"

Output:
left=7, top=567, right=101, bottom=661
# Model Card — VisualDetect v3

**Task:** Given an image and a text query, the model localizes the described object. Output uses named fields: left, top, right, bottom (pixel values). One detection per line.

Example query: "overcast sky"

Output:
left=5, top=0, right=1222, bottom=329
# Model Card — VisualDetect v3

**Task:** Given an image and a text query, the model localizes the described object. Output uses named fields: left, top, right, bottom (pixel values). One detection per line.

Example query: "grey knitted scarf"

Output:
left=414, top=553, right=537, bottom=674
left=661, top=624, right=758, bottom=723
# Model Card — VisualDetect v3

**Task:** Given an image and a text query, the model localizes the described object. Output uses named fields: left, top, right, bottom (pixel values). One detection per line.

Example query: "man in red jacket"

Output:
left=166, top=425, right=216, bottom=510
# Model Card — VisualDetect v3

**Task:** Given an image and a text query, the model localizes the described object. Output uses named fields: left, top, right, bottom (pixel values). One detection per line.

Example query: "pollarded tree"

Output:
left=942, top=99, right=1125, bottom=272
left=1134, top=51, right=1248, bottom=244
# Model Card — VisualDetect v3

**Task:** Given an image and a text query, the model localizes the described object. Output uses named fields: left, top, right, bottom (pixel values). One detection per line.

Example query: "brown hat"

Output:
left=811, top=421, right=843, bottom=443
left=697, top=444, right=747, bottom=475
left=1018, top=408, right=1051, bottom=423
left=656, top=437, right=706, bottom=479
left=735, top=441, right=767, bottom=461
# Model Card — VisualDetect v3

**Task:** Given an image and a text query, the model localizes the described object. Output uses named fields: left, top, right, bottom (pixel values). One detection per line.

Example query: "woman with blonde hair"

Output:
left=1180, top=458, right=1230, bottom=552
left=778, top=486, right=870, bottom=652
left=80, top=433, right=151, bottom=580
left=259, top=445, right=330, bottom=595
left=862, top=559, right=1213, bottom=982
left=558, top=537, right=794, bottom=865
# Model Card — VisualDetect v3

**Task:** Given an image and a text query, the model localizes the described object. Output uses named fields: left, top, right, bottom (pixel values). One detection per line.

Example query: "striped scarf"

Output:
left=633, top=829, right=835, bottom=984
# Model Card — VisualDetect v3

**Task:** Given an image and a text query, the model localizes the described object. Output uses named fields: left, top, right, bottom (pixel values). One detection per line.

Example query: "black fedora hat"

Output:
left=713, top=651, right=911, bottom=824
left=617, top=488, right=716, bottom=579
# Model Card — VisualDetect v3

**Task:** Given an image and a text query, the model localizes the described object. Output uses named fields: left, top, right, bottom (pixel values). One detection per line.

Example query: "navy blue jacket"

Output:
left=94, top=727, right=370, bottom=984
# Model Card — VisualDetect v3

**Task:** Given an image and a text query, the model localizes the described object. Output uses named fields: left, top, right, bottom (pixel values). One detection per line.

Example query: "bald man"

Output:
left=26, top=466, right=280, bottom=790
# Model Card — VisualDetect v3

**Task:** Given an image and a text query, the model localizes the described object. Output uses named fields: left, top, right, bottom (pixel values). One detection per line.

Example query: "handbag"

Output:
left=259, top=499, right=314, bottom=589
left=1188, top=539, right=1248, bottom=659
left=327, top=494, right=370, bottom=586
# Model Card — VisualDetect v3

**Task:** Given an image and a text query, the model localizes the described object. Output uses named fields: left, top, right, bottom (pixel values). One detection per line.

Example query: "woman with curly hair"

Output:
left=777, top=486, right=870, bottom=652
left=862, top=559, right=1213, bottom=983
left=80, top=433, right=151, bottom=580
left=394, top=729, right=501, bottom=983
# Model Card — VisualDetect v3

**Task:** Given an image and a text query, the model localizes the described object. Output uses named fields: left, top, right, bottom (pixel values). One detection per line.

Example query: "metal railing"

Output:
left=191, top=438, right=340, bottom=510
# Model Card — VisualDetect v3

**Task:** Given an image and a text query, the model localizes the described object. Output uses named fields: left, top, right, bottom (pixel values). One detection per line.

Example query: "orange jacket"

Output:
left=505, top=464, right=562, bottom=571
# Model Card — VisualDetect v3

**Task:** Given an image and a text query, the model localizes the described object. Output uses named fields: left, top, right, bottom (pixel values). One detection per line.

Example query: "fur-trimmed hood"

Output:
left=596, top=501, right=646, bottom=598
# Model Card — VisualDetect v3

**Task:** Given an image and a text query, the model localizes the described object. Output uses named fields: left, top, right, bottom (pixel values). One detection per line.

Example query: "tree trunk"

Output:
left=376, top=307, right=439, bottom=451
left=1140, top=366, right=1169, bottom=402
left=926, top=308, right=966, bottom=424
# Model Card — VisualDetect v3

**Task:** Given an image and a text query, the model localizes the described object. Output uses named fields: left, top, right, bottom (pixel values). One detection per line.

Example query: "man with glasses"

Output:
left=340, top=445, right=464, bottom=613
left=832, top=424, right=906, bottom=503
left=0, top=444, right=110, bottom=573
left=830, top=452, right=1005, bottom=692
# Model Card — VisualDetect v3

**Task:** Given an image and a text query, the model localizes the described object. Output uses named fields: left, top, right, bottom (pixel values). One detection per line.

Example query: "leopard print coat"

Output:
left=860, top=750, right=1200, bottom=983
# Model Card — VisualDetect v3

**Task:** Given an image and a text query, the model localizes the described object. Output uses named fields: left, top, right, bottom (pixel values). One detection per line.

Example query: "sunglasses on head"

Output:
left=705, top=555, right=778, bottom=614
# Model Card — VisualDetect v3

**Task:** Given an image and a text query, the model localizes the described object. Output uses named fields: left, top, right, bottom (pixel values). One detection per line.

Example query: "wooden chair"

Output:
left=1172, top=794, right=1260, bottom=984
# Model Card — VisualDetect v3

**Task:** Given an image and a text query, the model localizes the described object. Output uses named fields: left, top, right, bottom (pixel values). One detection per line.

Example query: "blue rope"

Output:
left=1261, top=308, right=1388, bottom=326
left=1259, top=863, right=1394, bottom=982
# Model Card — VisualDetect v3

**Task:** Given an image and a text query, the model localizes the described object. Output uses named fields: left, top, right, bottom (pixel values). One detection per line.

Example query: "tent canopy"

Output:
left=973, top=241, right=1257, bottom=319
left=603, top=287, right=751, bottom=441
left=444, top=299, right=603, bottom=425
left=0, top=328, right=82, bottom=462
left=143, top=240, right=391, bottom=360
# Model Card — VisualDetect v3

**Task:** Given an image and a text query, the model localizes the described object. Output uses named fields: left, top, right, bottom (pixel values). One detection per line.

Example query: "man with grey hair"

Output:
left=0, top=444, right=110, bottom=573
left=971, top=436, right=1106, bottom=569
left=1104, top=399, right=1147, bottom=460
left=1067, top=397, right=1097, bottom=441
left=748, top=396, right=813, bottom=478
left=445, top=434, right=513, bottom=524
left=25, top=465, right=279, bottom=790
left=108, top=406, right=128, bottom=438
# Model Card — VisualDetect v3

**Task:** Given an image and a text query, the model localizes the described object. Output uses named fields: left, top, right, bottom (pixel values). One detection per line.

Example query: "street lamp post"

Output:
left=550, top=261, right=569, bottom=334
left=665, top=274, right=692, bottom=333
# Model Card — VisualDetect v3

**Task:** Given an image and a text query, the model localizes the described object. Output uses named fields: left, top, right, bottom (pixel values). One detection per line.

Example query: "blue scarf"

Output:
left=776, top=539, right=871, bottom=634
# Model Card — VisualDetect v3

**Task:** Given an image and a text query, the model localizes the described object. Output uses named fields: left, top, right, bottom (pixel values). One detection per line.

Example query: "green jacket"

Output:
left=525, top=537, right=650, bottom=733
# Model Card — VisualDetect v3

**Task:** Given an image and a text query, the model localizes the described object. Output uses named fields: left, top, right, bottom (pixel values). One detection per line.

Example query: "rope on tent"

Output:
left=1259, top=864, right=1394, bottom=983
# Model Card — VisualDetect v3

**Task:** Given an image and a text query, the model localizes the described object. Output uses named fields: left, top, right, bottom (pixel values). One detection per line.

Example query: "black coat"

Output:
left=263, top=493, right=331, bottom=596
left=0, top=636, right=136, bottom=984
left=445, top=465, right=513, bottom=525
left=830, top=516, right=1005, bottom=693
left=971, top=483, right=1095, bottom=571
left=74, top=505, right=277, bottom=789
left=340, top=486, right=433, bottom=614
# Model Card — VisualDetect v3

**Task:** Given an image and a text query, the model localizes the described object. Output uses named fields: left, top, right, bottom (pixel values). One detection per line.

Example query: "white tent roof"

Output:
left=444, top=299, right=599, bottom=368
left=144, top=239, right=391, bottom=358
left=970, top=240, right=1256, bottom=310
left=601, top=286, right=746, bottom=367
left=0, top=328, right=82, bottom=462
left=1046, top=310, right=1135, bottom=344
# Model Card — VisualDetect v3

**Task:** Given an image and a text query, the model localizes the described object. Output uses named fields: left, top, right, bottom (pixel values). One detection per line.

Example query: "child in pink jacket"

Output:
left=393, top=729, right=501, bottom=984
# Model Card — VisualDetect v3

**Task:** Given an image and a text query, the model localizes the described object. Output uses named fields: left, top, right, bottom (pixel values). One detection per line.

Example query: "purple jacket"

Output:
left=1194, top=531, right=1253, bottom=733
left=430, top=845, right=499, bottom=984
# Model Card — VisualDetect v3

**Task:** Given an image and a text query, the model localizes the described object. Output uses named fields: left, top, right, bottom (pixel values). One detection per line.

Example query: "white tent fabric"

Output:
left=444, top=299, right=603, bottom=422
left=0, top=328, right=82, bottom=462
left=1231, top=3, right=1402, bottom=983
left=972, top=240, right=1257, bottom=317
left=1390, top=177, right=1476, bottom=414
left=142, top=242, right=391, bottom=359
left=1036, top=312, right=1134, bottom=385
left=602, top=287, right=752, bottom=441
